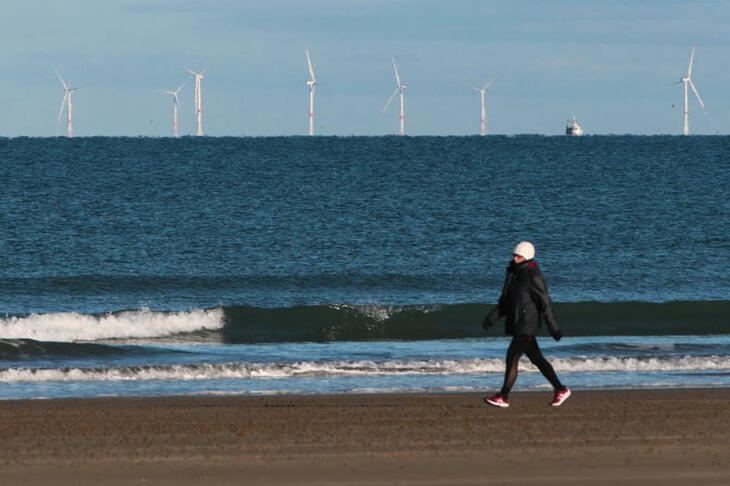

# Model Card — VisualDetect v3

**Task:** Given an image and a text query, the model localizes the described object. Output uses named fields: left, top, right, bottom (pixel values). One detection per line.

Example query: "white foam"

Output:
left=330, top=304, right=439, bottom=323
left=2, top=355, right=728, bottom=383
left=0, top=308, right=224, bottom=341
left=551, top=355, right=730, bottom=372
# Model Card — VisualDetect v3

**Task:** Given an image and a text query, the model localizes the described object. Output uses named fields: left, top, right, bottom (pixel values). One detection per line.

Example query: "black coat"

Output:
left=484, top=260, right=560, bottom=338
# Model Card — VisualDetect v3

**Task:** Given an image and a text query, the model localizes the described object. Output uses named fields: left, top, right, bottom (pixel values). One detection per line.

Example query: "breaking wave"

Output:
left=2, top=355, right=729, bottom=383
left=0, top=301, right=727, bottom=344
left=0, top=308, right=224, bottom=342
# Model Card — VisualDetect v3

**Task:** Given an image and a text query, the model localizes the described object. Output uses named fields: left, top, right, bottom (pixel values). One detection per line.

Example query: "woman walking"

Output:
left=482, top=241, right=570, bottom=408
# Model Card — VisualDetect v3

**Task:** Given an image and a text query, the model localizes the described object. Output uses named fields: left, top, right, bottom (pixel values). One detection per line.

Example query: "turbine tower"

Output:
left=185, top=67, right=208, bottom=136
left=473, top=78, right=495, bottom=136
left=55, top=70, right=78, bottom=137
left=381, top=57, right=406, bottom=136
left=678, top=45, right=706, bottom=136
left=306, top=46, right=317, bottom=136
left=163, top=83, right=184, bottom=137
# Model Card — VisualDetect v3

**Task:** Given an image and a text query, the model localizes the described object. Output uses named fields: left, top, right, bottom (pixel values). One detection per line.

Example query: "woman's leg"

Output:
left=500, top=335, right=531, bottom=398
left=524, top=336, right=564, bottom=390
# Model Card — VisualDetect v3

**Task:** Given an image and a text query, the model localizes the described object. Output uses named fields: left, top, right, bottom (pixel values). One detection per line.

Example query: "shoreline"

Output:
left=1, top=389, right=729, bottom=484
left=3, top=382, right=730, bottom=402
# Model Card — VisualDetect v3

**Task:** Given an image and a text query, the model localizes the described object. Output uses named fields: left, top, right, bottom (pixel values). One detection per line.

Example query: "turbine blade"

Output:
left=392, top=57, right=401, bottom=87
left=689, top=80, right=707, bottom=113
left=57, top=92, right=68, bottom=123
left=55, top=69, right=68, bottom=90
left=688, top=45, right=695, bottom=77
left=306, top=47, right=316, bottom=82
left=483, top=76, right=496, bottom=90
left=176, top=82, right=185, bottom=93
left=381, top=88, right=399, bottom=114
left=184, top=67, right=197, bottom=76
left=200, top=67, right=209, bottom=75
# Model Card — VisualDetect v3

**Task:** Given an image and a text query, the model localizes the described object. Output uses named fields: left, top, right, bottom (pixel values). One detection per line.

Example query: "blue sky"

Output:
left=1, top=0, right=729, bottom=136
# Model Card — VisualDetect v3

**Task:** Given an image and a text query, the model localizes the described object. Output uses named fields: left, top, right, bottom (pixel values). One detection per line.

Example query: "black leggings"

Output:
left=500, top=334, right=563, bottom=398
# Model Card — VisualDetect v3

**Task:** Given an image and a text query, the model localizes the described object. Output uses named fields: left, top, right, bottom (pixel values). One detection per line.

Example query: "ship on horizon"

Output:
left=566, top=115, right=584, bottom=136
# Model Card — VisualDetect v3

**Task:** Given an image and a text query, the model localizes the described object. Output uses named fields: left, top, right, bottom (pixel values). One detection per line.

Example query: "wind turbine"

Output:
left=162, top=83, right=184, bottom=137
left=381, top=57, right=406, bottom=136
left=55, top=70, right=78, bottom=137
left=473, top=78, right=495, bottom=136
left=677, top=45, right=706, bottom=136
left=184, top=66, right=208, bottom=136
left=306, top=46, right=318, bottom=136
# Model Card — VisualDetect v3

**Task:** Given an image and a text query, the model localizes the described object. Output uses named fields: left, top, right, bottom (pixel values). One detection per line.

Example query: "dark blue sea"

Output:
left=1, top=135, right=728, bottom=399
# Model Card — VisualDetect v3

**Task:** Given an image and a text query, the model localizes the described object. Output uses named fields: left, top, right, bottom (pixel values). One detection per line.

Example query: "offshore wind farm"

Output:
left=2, top=2, right=728, bottom=138
left=50, top=43, right=712, bottom=138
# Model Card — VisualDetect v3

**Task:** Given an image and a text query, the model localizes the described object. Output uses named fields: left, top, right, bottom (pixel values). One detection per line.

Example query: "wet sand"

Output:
left=1, top=389, right=728, bottom=485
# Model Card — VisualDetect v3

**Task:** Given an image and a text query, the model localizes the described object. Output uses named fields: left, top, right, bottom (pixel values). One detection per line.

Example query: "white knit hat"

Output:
left=513, top=241, right=535, bottom=260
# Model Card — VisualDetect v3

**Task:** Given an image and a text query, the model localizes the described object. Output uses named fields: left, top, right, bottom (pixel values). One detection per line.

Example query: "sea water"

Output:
left=1, top=135, right=728, bottom=399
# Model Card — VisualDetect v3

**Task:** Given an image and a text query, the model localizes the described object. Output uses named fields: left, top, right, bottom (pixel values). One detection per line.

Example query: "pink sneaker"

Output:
left=484, top=393, right=509, bottom=408
left=550, top=387, right=571, bottom=407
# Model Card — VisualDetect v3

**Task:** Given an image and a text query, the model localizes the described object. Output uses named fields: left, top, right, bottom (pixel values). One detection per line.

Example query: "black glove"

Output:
left=552, top=329, right=562, bottom=342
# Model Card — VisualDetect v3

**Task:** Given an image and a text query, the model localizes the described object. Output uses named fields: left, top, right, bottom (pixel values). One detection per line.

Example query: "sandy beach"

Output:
left=1, top=389, right=728, bottom=485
